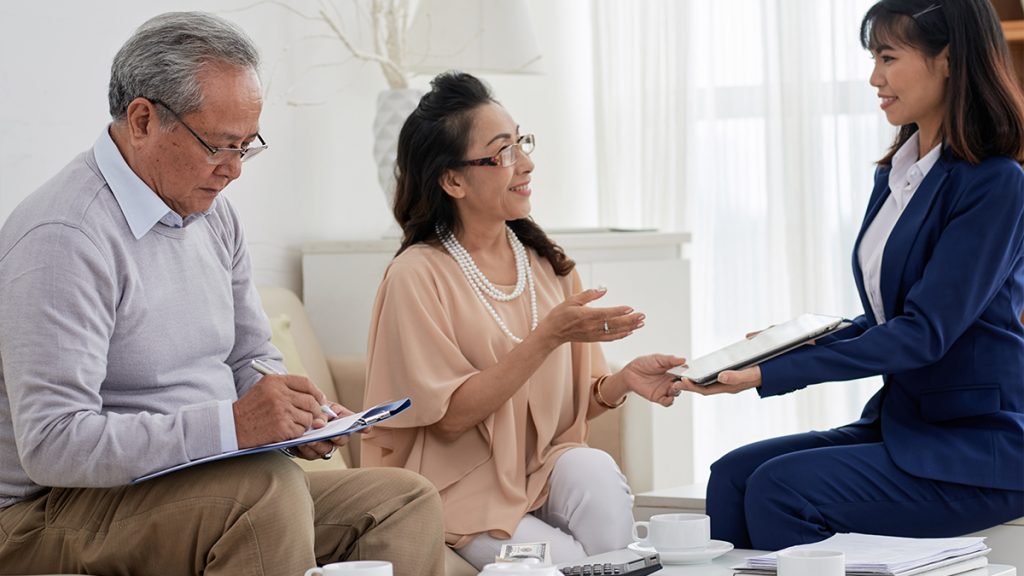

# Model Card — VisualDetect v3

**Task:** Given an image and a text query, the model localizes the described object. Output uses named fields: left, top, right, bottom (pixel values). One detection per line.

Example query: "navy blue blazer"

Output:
left=759, top=152, right=1024, bottom=492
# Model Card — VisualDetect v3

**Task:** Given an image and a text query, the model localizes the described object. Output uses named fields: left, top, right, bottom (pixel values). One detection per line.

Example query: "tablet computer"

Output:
left=669, top=313, right=849, bottom=385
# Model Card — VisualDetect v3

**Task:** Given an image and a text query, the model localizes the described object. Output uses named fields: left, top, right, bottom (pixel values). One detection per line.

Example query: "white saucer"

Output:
left=627, top=540, right=734, bottom=564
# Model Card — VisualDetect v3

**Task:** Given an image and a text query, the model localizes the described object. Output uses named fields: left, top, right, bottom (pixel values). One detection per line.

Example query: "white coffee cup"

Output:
left=477, top=562, right=561, bottom=576
left=304, top=560, right=393, bottom=576
left=632, top=513, right=710, bottom=551
left=777, top=549, right=845, bottom=576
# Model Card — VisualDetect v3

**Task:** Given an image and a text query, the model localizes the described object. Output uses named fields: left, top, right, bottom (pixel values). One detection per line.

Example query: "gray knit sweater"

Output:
left=0, top=148, right=279, bottom=508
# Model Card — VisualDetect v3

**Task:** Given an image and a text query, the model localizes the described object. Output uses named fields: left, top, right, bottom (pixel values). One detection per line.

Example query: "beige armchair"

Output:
left=257, top=285, right=628, bottom=575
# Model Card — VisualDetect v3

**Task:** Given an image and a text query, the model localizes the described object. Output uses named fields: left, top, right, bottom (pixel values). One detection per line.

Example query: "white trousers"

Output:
left=456, top=447, right=634, bottom=570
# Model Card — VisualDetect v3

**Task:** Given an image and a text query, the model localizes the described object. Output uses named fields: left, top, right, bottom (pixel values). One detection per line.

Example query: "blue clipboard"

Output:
left=132, top=398, right=411, bottom=484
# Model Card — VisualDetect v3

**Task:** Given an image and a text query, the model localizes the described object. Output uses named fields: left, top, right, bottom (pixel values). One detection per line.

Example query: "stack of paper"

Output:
left=734, top=533, right=990, bottom=576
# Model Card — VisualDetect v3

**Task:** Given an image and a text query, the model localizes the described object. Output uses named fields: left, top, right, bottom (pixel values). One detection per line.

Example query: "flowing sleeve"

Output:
left=364, top=248, right=479, bottom=427
left=362, top=247, right=496, bottom=490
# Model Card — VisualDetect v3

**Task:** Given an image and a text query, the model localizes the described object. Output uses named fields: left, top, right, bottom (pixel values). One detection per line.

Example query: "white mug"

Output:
left=632, top=513, right=710, bottom=551
left=777, top=549, right=845, bottom=576
left=304, top=560, right=393, bottom=576
left=477, top=562, right=561, bottom=576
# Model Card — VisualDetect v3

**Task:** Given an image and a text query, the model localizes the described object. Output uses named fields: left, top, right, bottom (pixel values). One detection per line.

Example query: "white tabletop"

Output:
left=568, top=547, right=1017, bottom=575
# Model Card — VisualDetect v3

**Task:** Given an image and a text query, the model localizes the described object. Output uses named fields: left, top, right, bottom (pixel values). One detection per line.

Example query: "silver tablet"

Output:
left=669, top=313, right=849, bottom=385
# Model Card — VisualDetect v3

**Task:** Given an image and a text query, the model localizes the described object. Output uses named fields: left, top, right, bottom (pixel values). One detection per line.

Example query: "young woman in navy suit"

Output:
left=680, top=0, right=1024, bottom=550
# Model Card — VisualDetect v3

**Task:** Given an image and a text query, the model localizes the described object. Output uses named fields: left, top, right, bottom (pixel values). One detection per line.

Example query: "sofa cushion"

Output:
left=257, top=285, right=350, bottom=469
left=256, top=286, right=337, bottom=405
left=269, top=313, right=309, bottom=377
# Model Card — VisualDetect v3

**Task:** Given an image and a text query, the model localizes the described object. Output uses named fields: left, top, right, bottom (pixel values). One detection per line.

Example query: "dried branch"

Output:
left=318, top=0, right=409, bottom=89
left=222, top=0, right=323, bottom=23
left=224, top=0, right=412, bottom=94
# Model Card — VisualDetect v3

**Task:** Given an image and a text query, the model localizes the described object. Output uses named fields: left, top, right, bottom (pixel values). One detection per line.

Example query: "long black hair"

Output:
left=861, top=0, right=1024, bottom=164
left=392, top=71, right=574, bottom=276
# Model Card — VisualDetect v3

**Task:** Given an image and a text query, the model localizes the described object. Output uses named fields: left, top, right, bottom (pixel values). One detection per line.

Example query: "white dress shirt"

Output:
left=857, top=133, right=941, bottom=324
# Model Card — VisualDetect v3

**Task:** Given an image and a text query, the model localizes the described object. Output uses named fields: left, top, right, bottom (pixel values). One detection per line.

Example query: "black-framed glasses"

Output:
left=453, top=134, right=535, bottom=168
left=148, top=98, right=268, bottom=165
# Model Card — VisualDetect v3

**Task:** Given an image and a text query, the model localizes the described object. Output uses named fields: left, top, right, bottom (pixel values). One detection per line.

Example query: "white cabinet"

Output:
left=301, top=230, right=693, bottom=490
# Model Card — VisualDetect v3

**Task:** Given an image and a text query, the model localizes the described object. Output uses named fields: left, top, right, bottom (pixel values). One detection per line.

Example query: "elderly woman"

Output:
left=361, top=71, right=685, bottom=569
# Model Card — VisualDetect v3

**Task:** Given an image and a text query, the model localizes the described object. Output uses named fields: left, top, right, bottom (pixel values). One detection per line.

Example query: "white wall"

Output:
left=0, top=0, right=599, bottom=292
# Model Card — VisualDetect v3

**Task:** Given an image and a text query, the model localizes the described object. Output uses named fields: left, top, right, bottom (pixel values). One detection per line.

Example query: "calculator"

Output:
left=559, top=553, right=661, bottom=575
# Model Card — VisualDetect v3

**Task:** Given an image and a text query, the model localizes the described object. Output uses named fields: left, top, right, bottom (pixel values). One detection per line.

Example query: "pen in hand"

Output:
left=250, top=358, right=339, bottom=419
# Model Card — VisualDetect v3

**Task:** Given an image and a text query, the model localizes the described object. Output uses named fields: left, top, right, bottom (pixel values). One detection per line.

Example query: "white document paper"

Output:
left=735, top=533, right=989, bottom=576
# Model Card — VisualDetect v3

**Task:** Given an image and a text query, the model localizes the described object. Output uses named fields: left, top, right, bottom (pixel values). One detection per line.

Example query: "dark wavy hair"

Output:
left=392, top=71, right=574, bottom=276
left=860, top=0, right=1024, bottom=165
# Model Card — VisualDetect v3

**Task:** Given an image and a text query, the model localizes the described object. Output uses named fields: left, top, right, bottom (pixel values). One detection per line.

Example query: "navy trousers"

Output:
left=706, top=424, right=1024, bottom=550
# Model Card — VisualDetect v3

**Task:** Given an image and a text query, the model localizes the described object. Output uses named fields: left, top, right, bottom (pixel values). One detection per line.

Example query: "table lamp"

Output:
left=404, top=0, right=543, bottom=74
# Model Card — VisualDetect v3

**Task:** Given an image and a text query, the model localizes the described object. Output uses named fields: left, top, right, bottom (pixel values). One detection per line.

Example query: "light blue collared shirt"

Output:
left=92, top=127, right=238, bottom=453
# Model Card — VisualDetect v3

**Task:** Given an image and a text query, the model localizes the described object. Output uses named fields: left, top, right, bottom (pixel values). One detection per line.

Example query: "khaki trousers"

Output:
left=0, top=452, right=445, bottom=575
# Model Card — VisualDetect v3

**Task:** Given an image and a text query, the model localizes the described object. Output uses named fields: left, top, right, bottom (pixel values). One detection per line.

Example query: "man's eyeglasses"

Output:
left=148, top=98, right=268, bottom=165
left=454, top=134, right=535, bottom=168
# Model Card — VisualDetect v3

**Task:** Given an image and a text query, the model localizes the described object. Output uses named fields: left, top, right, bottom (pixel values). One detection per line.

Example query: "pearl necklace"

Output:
left=437, top=224, right=538, bottom=343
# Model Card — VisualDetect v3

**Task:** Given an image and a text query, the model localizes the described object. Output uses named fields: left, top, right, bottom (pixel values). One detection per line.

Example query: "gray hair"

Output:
left=108, top=12, right=260, bottom=122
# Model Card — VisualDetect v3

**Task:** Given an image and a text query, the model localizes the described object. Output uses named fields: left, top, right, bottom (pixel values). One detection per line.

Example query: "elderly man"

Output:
left=0, top=12, right=444, bottom=575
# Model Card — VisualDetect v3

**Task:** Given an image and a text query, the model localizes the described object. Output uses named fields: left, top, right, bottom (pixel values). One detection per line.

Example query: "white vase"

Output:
left=372, top=88, right=423, bottom=224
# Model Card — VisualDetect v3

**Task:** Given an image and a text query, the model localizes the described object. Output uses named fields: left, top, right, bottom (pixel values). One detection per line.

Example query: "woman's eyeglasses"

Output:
left=453, top=134, right=535, bottom=168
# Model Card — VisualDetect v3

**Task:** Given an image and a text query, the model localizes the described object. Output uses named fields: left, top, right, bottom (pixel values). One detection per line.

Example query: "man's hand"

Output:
left=232, top=374, right=330, bottom=449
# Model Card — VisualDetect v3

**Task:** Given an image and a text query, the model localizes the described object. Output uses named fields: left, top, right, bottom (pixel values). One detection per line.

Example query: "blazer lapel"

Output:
left=878, top=156, right=951, bottom=320
left=852, top=170, right=891, bottom=326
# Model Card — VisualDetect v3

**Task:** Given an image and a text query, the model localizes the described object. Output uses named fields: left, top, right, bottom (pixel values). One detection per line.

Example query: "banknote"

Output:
left=497, top=541, right=551, bottom=564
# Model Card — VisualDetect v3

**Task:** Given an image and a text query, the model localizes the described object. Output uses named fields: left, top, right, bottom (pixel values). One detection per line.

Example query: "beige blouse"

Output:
left=361, top=243, right=607, bottom=548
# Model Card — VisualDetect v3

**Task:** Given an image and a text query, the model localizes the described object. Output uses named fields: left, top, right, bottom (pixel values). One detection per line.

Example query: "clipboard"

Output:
left=669, top=314, right=849, bottom=385
left=132, top=397, right=411, bottom=484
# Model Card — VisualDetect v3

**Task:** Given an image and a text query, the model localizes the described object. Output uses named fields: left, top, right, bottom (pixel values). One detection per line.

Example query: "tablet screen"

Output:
left=670, top=313, right=846, bottom=385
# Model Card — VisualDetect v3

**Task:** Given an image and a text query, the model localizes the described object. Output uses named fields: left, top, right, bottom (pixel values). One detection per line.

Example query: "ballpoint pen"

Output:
left=355, top=411, right=394, bottom=427
left=250, top=358, right=339, bottom=419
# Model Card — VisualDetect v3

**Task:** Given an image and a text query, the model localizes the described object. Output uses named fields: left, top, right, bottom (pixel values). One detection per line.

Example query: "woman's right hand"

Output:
left=534, top=287, right=645, bottom=346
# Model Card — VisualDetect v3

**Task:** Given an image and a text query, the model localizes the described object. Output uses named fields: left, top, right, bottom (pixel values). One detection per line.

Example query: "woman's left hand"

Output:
left=677, top=365, right=762, bottom=396
left=620, top=354, right=687, bottom=407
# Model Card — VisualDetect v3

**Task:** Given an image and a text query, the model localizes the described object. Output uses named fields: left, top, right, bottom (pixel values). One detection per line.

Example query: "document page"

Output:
left=736, top=533, right=989, bottom=575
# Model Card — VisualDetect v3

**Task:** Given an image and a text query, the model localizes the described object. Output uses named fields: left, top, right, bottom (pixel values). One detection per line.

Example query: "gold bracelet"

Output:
left=593, top=373, right=626, bottom=409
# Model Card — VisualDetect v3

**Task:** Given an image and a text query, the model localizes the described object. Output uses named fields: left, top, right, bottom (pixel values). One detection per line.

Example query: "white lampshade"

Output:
left=405, top=0, right=544, bottom=75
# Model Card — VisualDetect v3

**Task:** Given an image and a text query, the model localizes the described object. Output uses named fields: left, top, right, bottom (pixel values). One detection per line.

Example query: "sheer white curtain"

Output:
left=592, top=2, right=687, bottom=229
left=592, top=0, right=893, bottom=483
